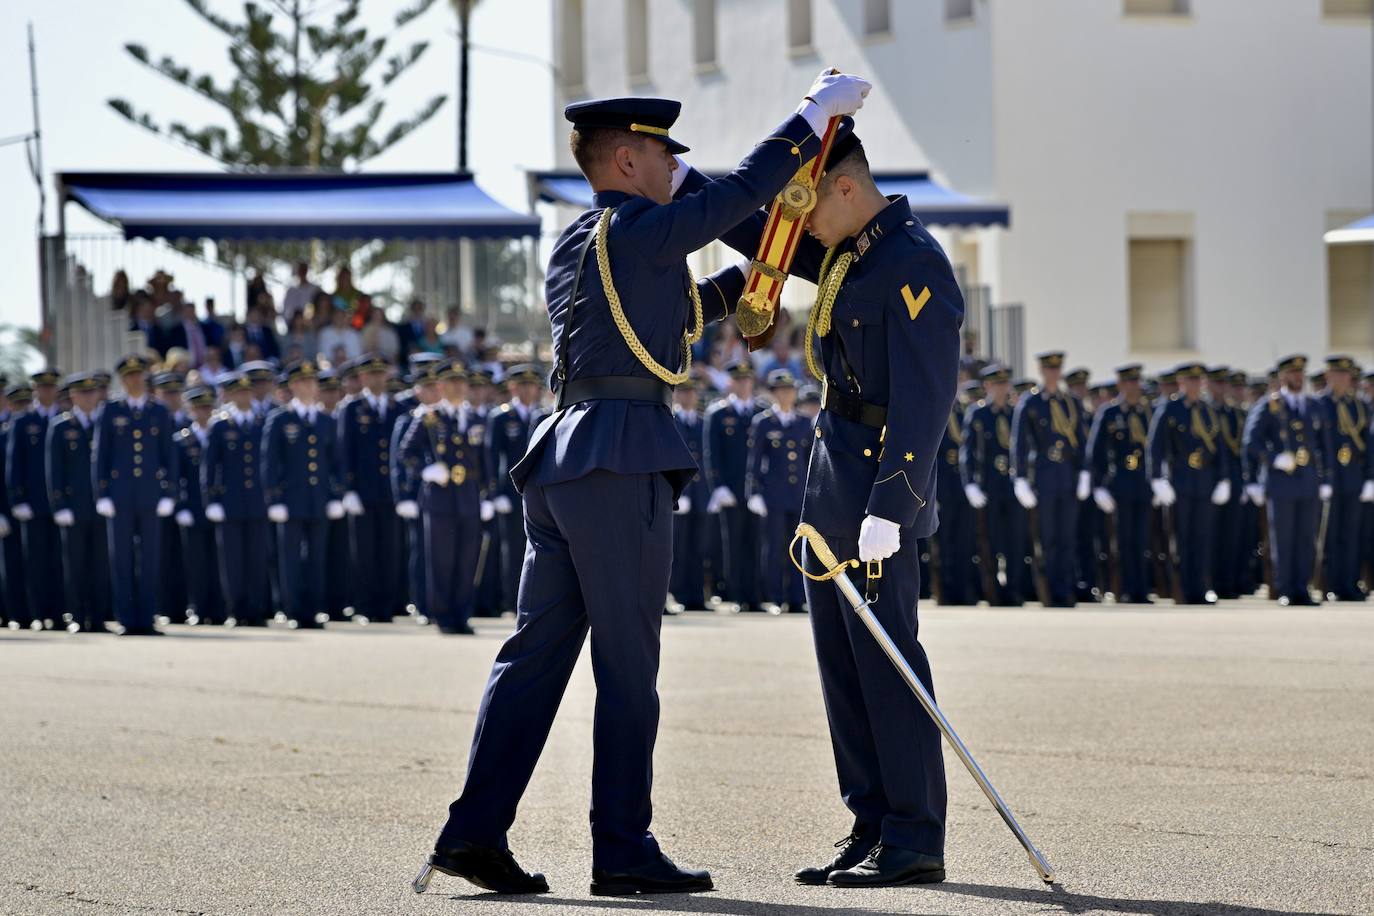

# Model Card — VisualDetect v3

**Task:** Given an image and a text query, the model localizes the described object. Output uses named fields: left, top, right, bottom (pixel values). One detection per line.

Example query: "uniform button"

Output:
left=308, top=448, right=318, bottom=457
left=134, top=456, right=143, bottom=465
left=112, top=470, right=119, bottom=479
left=309, top=476, right=318, bottom=485
left=380, top=451, right=389, bottom=460
left=863, top=448, right=872, bottom=457
left=244, top=455, right=252, bottom=463
left=791, top=145, right=799, bottom=155
left=816, top=429, right=822, bottom=439
left=133, top=430, right=142, bottom=439
left=786, top=440, right=796, bottom=448
left=788, top=476, right=798, bottom=484
left=788, top=451, right=798, bottom=460
left=906, top=220, right=914, bottom=226
left=133, top=442, right=143, bottom=452
left=245, top=481, right=253, bottom=489
left=245, top=441, right=254, bottom=450
left=851, top=318, right=859, bottom=328
left=308, top=435, right=317, bottom=444
left=308, top=462, right=318, bottom=471
left=133, top=468, right=142, bottom=477
left=379, top=466, right=388, bottom=475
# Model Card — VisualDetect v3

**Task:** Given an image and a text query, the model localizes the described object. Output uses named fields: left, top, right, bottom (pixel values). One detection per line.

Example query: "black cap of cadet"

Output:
left=564, top=97, right=690, bottom=155
left=824, top=117, right=861, bottom=170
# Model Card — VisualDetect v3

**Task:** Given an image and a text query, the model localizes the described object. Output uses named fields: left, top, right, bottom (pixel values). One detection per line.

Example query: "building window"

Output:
left=1123, top=0, right=1188, bottom=14
left=863, top=0, right=892, bottom=36
left=787, top=0, right=813, bottom=51
left=946, top=0, right=974, bottom=22
left=627, top=0, right=649, bottom=82
left=1323, top=0, right=1373, bottom=16
left=693, top=0, right=718, bottom=69
left=561, top=0, right=584, bottom=89
left=1328, top=243, right=1374, bottom=350
left=1128, top=238, right=1192, bottom=351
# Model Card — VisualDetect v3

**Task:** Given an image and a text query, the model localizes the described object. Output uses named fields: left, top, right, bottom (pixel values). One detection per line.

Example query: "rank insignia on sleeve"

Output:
left=901, top=284, right=931, bottom=321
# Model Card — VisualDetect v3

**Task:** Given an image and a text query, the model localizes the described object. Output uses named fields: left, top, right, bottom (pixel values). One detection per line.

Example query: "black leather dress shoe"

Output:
left=439, top=623, right=476, bottom=635
left=829, top=845, right=945, bottom=887
left=590, top=852, right=712, bottom=896
left=118, top=627, right=164, bottom=637
left=427, top=841, right=548, bottom=894
left=794, top=831, right=879, bottom=885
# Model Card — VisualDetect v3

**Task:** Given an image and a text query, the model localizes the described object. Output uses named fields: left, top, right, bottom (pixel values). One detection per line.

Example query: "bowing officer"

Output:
left=486, top=363, right=545, bottom=614
left=1315, top=355, right=1372, bottom=601
left=94, top=355, right=177, bottom=636
left=7, top=367, right=65, bottom=628
left=960, top=364, right=1023, bottom=607
left=202, top=373, right=270, bottom=627
left=669, top=383, right=709, bottom=610
left=745, top=368, right=811, bottom=613
left=174, top=386, right=224, bottom=625
left=338, top=354, right=404, bottom=623
left=418, top=80, right=868, bottom=896
left=1243, top=354, right=1330, bottom=606
left=1011, top=351, right=1085, bottom=607
left=705, top=361, right=762, bottom=610
left=1085, top=364, right=1154, bottom=603
left=1, top=383, right=32, bottom=628
left=46, top=373, right=108, bottom=632
left=262, top=360, right=344, bottom=628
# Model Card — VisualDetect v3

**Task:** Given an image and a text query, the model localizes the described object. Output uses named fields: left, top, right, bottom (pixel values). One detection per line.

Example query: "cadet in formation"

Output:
left=47, top=372, right=108, bottom=632
left=1315, top=355, right=1374, bottom=601
left=485, top=363, right=544, bottom=613
left=745, top=368, right=811, bottom=614
left=7, top=368, right=64, bottom=628
left=705, top=361, right=762, bottom=610
left=1085, top=364, right=1154, bottom=603
left=174, top=385, right=224, bottom=625
left=960, top=364, right=1024, bottom=607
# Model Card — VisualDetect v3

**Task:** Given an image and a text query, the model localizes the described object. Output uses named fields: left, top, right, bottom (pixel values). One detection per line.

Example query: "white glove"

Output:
left=11, top=503, right=33, bottom=522
left=746, top=494, right=768, bottom=517
left=480, top=500, right=495, bottom=522
left=95, top=498, right=116, bottom=519
left=326, top=500, right=345, bottom=521
left=670, top=155, right=690, bottom=195
left=1076, top=470, right=1092, bottom=502
left=674, top=495, right=691, bottom=515
left=156, top=497, right=175, bottom=518
left=1319, top=483, right=1333, bottom=502
left=342, top=491, right=365, bottom=516
left=1013, top=478, right=1037, bottom=510
left=1093, top=487, right=1116, bottom=514
left=421, top=462, right=449, bottom=486
left=857, top=514, right=901, bottom=563
left=52, top=508, right=75, bottom=527
left=493, top=495, right=513, bottom=515
left=0, top=515, right=9, bottom=538
left=708, top=485, right=736, bottom=513
left=963, top=483, right=987, bottom=510
left=802, top=69, right=872, bottom=122
left=205, top=503, right=226, bottom=523
left=1210, top=479, right=1231, bottom=506
left=1361, top=480, right=1374, bottom=503
left=268, top=504, right=289, bottom=523
left=1272, top=451, right=1297, bottom=474
left=1151, top=478, right=1177, bottom=507
left=395, top=499, right=419, bottom=520
left=1245, top=483, right=1266, bottom=506
left=175, top=509, right=194, bottom=528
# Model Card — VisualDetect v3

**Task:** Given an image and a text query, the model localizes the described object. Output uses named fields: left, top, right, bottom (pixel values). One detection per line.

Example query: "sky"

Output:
left=0, top=0, right=554, bottom=337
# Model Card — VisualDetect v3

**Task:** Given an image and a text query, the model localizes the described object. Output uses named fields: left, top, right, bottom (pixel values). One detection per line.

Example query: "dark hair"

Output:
left=570, top=127, right=645, bottom=176
left=820, top=144, right=875, bottom=192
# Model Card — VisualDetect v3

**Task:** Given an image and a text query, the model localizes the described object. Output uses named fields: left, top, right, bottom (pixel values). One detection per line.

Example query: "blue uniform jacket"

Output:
left=261, top=405, right=343, bottom=519
left=201, top=411, right=267, bottom=520
left=391, top=408, right=418, bottom=504
left=512, top=112, right=824, bottom=500
left=45, top=411, right=98, bottom=519
left=1214, top=399, right=1246, bottom=488
left=745, top=408, right=811, bottom=513
left=338, top=394, right=402, bottom=505
left=959, top=401, right=1015, bottom=499
left=706, top=399, right=761, bottom=498
left=1086, top=399, right=1153, bottom=500
left=1011, top=388, right=1084, bottom=494
left=398, top=405, right=489, bottom=515
left=485, top=401, right=538, bottom=502
left=1317, top=393, right=1372, bottom=494
left=0, top=412, right=12, bottom=517
left=1242, top=392, right=1327, bottom=498
left=1146, top=395, right=1231, bottom=497
left=94, top=398, right=176, bottom=512
left=673, top=408, right=708, bottom=507
left=6, top=407, right=59, bottom=515
left=175, top=425, right=210, bottom=517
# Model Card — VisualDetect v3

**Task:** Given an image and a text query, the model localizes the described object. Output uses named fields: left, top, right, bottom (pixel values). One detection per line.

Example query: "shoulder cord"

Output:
left=803, top=246, right=855, bottom=383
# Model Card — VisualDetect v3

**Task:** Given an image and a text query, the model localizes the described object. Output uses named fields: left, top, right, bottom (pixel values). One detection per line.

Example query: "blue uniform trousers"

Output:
left=935, top=498, right=975, bottom=605
left=217, top=520, right=269, bottom=624
left=983, top=495, right=1025, bottom=606
left=760, top=508, right=804, bottom=607
left=405, top=518, right=427, bottom=618
left=717, top=506, right=759, bottom=607
left=475, top=515, right=502, bottom=616
left=424, top=512, right=481, bottom=630
left=1268, top=495, right=1318, bottom=601
left=351, top=506, right=402, bottom=621
left=670, top=508, right=707, bottom=607
left=1037, top=491, right=1079, bottom=603
left=803, top=533, right=946, bottom=854
left=439, top=469, right=673, bottom=870
left=22, top=517, right=63, bottom=623
left=1322, top=496, right=1362, bottom=598
left=161, top=517, right=188, bottom=621
left=1211, top=498, right=1244, bottom=598
left=1113, top=497, right=1152, bottom=602
left=62, top=519, right=109, bottom=630
left=326, top=517, right=351, bottom=619
left=1076, top=504, right=1100, bottom=597
left=108, top=511, right=160, bottom=631
left=278, top=518, right=328, bottom=625
left=1, top=531, right=26, bottom=626
left=1172, top=497, right=1214, bottom=602
left=181, top=522, right=224, bottom=624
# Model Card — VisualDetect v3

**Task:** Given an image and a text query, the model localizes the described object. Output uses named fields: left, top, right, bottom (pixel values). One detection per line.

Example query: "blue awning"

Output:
left=529, top=170, right=1010, bottom=229
left=1325, top=214, right=1374, bottom=245
left=59, top=171, right=540, bottom=241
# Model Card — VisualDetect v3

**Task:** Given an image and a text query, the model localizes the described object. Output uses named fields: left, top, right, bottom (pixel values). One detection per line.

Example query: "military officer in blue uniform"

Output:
left=932, top=397, right=975, bottom=605
left=417, top=80, right=870, bottom=896
left=7, top=368, right=65, bottom=628
left=47, top=372, right=108, bottom=633
left=94, top=355, right=177, bottom=636
left=669, top=382, right=708, bottom=610
left=153, top=371, right=190, bottom=623
left=319, top=369, right=353, bottom=621
left=1, top=383, right=31, bottom=628
left=338, top=354, right=404, bottom=623
left=1011, top=352, right=1086, bottom=607
left=745, top=369, right=811, bottom=613
left=392, top=355, right=443, bottom=623
left=202, top=373, right=270, bottom=627
left=1315, top=355, right=1372, bottom=601
left=1064, top=367, right=1101, bottom=602
left=485, top=363, right=545, bottom=614
left=1206, top=366, right=1248, bottom=599
left=960, top=364, right=1023, bottom=606
left=705, top=361, right=763, bottom=610
left=262, top=360, right=344, bottom=629
left=174, top=386, right=224, bottom=625
left=1085, top=364, right=1154, bottom=603
left=1243, top=354, right=1330, bottom=606
left=467, top=368, right=505, bottom=617
left=1146, top=363, right=1232, bottom=604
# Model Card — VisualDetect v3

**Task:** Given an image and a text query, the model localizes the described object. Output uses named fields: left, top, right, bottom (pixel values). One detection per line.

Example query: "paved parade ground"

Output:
left=2, top=601, right=1372, bottom=916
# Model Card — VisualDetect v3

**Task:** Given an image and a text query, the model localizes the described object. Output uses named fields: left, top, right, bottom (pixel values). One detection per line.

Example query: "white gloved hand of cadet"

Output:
left=1245, top=483, right=1266, bottom=506
left=1076, top=470, right=1092, bottom=502
left=480, top=500, right=495, bottom=523
left=395, top=500, right=419, bottom=520
left=963, top=483, right=987, bottom=510
left=746, top=494, right=768, bottom=517
left=707, top=486, right=736, bottom=513
left=268, top=504, right=289, bottom=524
left=857, top=514, right=901, bottom=564
left=674, top=495, right=691, bottom=515
left=1272, top=451, right=1297, bottom=474
left=1211, top=479, right=1232, bottom=506
left=801, top=69, right=872, bottom=125
left=52, top=508, right=75, bottom=528
left=1013, top=478, right=1037, bottom=510
left=205, top=503, right=226, bottom=523
left=156, top=497, right=175, bottom=518
left=326, top=500, right=345, bottom=521
left=1319, top=483, right=1333, bottom=502
left=421, top=462, right=449, bottom=486
left=493, top=495, right=513, bottom=515
left=11, top=503, right=33, bottom=522
left=342, top=491, right=365, bottom=516
left=175, top=509, right=194, bottom=528
left=95, top=498, right=116, bottom=519
left=1151, top=478, right=1177, bottom=507
left=1361, top=480, right=1374, bottom=503
left=1093, top=487, right=1116, bottom=514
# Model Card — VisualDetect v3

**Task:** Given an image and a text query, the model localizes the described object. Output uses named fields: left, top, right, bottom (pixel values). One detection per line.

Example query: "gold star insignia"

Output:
left=904, top=452, right=914, bottom=462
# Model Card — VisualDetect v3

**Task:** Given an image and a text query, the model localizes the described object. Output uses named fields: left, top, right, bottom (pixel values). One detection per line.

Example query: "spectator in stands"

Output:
left=309, top=290, right=333, bottom=330
left=399, top=299, right=428, bottom=358
left=198, top=345, right=230, bottom=387
left=225, top=324, right=249, bottom=369
left=163, top=348, right=192, bottom=376
left=332, top=266, right=361, bottom=318
left=281, top=261, right=320, bottom=324
left=110, top=269, right=130, bottom=312
left=360, top=307, right=401, bottom=362
left=201, top=297, right=226, bottom=349
left=246, top=268, right=268, bottom=311
left=438, top=305, right=473, bottom=355
left=129, top=293, right=166, bottom=354
left=244, top=304, right=281, bottom=363
left=318, top=305, right=362, bottom=364
left=165, top=300, right=210, bottom=368
left=411, top=317, right=444, bottom=357
left=283, top=312, right=318, bottom=363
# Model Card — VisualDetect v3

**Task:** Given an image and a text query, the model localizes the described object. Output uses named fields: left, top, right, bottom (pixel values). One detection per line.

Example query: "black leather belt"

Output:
left=558, top=376, right=673, bottom=408
left=821, top=380, right=886, bottom=429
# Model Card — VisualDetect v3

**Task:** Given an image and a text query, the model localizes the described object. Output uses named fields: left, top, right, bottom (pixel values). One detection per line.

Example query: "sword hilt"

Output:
left=793, top=523, right=858, bottom=581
